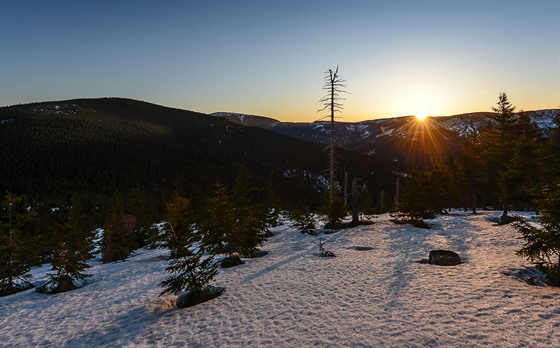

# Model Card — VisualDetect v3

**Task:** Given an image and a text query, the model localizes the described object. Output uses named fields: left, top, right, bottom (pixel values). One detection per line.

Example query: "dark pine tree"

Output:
left=0, top=192, right=38, bottom=296
left=198, top=182, right=236, bottom=255
left=505, top=110, right=544, bottom=209
left=101, top=190, right=137, bottom=263
left=479, top=92, right=518, bottom=221
left=515, top=183, right=560, bottom=286
left=254, top=174, right=281, bottom=232
left=37, top=194, right=95, bottom=294
left=126, top=187, right=156, bottom=248
left=159, top=194, right=221, bottom=307
left=515, top=110, right=560, bottom=286
left=231, top=165, right=270, bottom=258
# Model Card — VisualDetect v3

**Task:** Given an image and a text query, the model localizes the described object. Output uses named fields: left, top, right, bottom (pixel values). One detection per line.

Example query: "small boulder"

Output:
left=176, top=286, right=224, bottom=309
left=221, top=254, right=244, bottom=268
left=351, top=246, right=374, bottom=251
left=428, top=250, right=462, bottom=266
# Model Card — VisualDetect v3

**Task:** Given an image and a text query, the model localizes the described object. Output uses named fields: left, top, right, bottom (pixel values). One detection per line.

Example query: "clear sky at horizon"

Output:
left=1, top=0, right=558, bottom=122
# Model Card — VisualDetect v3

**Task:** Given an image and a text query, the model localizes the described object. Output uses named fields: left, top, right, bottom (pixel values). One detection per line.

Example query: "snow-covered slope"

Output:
left=210, top=112, right=281, bottom=128
left=1, top=211, right=559, bottom=347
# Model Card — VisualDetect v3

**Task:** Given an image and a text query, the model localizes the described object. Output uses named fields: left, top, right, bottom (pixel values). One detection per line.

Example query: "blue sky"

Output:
left=1, top=0, right=558, bottom=121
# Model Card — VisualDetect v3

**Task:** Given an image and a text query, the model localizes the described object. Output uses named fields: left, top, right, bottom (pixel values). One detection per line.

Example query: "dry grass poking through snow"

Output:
left=0, top=211, right=559, bottom=347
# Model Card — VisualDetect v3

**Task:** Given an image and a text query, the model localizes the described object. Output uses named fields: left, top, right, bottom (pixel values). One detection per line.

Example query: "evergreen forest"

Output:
left=1, top=94, right=559, bottom=298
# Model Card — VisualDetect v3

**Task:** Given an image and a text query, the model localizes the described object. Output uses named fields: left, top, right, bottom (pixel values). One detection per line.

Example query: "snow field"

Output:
left=0, top=211, right=559, bottom=347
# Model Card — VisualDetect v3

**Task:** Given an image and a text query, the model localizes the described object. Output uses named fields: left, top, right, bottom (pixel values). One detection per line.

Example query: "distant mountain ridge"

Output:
left=212, top=109, right=558, bottom=165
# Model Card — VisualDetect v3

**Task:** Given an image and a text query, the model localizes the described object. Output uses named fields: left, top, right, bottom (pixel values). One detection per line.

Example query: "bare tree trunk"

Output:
left=472, top=188, right=477, bottom=214
left=395, top=176, right=400, bottom=207
left=343, top=170, right=348, bottom=206
left=329, top=73, right=335, bottom=210
left=319, top=66, right=345, bottom=215
left=502, top=186, right=509, bottom=218
left=556, top=256, right=560, bottom=287
left=351, top=178, right=359, bottom=225
left=8, top=208, right=13, bottom=292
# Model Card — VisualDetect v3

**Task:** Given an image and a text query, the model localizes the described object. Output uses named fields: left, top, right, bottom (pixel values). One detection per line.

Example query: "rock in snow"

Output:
left=428, top=249, right=462, bottom=266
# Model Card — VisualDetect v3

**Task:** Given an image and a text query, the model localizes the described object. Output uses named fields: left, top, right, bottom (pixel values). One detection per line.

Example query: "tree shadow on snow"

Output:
left=243, top=228, right=349, bottom=283
left=62, top=305, right=165, bottom=347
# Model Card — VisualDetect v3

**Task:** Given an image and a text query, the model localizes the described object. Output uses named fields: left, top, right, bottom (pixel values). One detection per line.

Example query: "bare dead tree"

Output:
left=313, top=237, right=336, bottom=257
left=318, top=66, right=346, bottom=211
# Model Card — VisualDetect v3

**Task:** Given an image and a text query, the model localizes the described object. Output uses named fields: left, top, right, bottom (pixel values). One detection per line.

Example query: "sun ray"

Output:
left=389, top=116, right=455, bottom=167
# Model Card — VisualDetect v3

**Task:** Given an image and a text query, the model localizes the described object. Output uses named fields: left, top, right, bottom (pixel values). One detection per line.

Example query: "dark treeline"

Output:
left=397, top=93, right=558, bottom=222
left=0, top=166, right=280, bottom=297
left=0, top=97, right=399, bottom=211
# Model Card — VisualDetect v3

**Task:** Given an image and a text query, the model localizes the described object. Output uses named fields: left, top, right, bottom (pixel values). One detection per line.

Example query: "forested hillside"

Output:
left=0, top=98, right=399, bottom=206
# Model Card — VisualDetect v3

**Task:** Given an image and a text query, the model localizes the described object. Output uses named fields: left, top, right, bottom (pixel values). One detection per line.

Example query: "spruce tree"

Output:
left=127, top=187, right=155, bottom=248
left=393, top=169, right=434, bottom=227
left=479, top=92, right=518, bottom=221
left=515, top=182, right=560, bottom=286
left=541, top=111, right=560, bottom=184
left=159, top=194, right=220, bottom=307
left=506, top=111, right=543, bottom=209
left=0, top=192, right=38, bottom=296
left=515, top=111, right=560, bottom=286
left=101, top=190, right=137, bottom=263
left=198, top=182, right=236, bottom=254
left=255, top=174, right=281, bottom=230
left=231, top=166, right=270, bottom=257
left=37, top=194, right=95, bottom=294
left=288, top=205, right=317, bottom=234
left=318, top=190, right=347, bottom=229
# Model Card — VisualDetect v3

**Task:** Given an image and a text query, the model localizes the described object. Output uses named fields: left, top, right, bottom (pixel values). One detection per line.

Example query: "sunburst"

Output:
left=392, top=116, right=450, bottom=166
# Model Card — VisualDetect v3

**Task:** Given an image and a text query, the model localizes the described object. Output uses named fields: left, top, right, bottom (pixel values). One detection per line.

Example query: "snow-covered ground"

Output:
left=1, top=211, right=559, bottom=347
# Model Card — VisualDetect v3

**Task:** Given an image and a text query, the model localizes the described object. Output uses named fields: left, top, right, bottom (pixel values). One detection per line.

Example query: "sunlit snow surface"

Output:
left=1, top=211, right=559, bottom=347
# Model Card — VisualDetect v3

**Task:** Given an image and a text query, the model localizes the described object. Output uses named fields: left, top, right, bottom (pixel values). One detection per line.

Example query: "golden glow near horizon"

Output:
left=0, top=2, right=557, bottom=121
left=415, top=113, right=427, bottom=121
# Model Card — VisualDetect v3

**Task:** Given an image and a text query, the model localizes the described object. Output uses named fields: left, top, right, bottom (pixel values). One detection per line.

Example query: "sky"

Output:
left=0, top=0, right=558, bottom=122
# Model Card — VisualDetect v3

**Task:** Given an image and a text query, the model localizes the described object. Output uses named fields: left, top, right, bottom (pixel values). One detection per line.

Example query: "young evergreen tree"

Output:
left=37, top=194, right=95, bottom=294
left=127, top=187, right=155, bottom=248
left=515, top=182, right=560, bottom=286
left=198, top=182, right=236, bottom=254
left=231, top=165, right=270, bottom=257
left=515, top=111, right=560, bottom=286
left=505, top=111, right=543, bottom=209
left=318, top=190, right=347, bottom=229
left=288, top=205, right=317, bottom=234
left=255, top=174, right=281, bottom=231
left=393, top=159, right=461, bottom=227
left=479, top=92, right=518, bottom=221
left=159, top=194, right=221, bottom=307
left=0, top=192, right=38, bottom=296
left=101, top=190, right=137, bottom=263
left=392, top=169, right=434, bottom=227
left=540, top=111, right=560, bottom=184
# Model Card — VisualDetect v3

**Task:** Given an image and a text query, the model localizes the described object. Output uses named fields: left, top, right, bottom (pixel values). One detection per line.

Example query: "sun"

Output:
left=415, top=113, right=427, bottom=121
